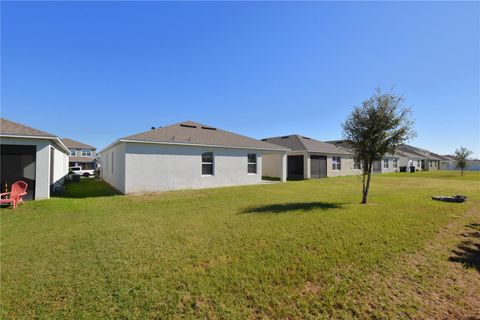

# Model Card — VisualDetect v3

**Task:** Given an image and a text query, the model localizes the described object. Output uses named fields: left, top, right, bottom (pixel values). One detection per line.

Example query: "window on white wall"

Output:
left=201, top=152, right=214, bottom=175
left=384, top=158, right=389, bottom=168
left=111, top=152, right=114, bottom=175
left=393, top=158, right=398, bottom=168
left=81, top=149, right=92, bottom=157
left=105, top=153, right=108, bottom=173
left=332, top=157, right=341, bottom=170
left=353, top=157, right=361, bottom=170
left=69, top=148, right=76, bottom=156
left=247, top=153, right=257, bottom=174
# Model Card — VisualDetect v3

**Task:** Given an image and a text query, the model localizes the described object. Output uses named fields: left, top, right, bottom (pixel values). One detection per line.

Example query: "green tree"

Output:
left=454, top=147, right=473, bottom=176
left=342, top=88, right=416, bottom=204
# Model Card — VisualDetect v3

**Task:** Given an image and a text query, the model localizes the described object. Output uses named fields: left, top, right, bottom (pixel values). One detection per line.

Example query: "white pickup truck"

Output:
left=69, top=166, right=95, bottom=177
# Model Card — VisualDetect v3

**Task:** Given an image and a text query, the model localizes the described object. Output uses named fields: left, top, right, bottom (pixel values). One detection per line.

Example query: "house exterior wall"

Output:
left=398, top=156, right=410, bottom=168
left=100, top=142, right=126, bottom=193
left=401, top=158, right=423, bottom=171
left=262, top=153, right=287, bottom=181
left=51, top=145, right=69, bottom=193
left=68, top=148, right=97, bottom=168
left=381, top=157, right=401, bottom=173
left=440, top=161, right=451, bottom=170
left=304, top=152, right=311, bottom=179
left=123, top=143, right=265, bottom=194
left=281, top=152, right=362, bottom=178
left=69, top=148, right=97, bottom=159
left=428, top=160, right=440, bottom=171
left=0, top=137, right=68, bottom=199
left=325, top=154, right=362, bottom=177
left=444, top=160, right=480, bottom=171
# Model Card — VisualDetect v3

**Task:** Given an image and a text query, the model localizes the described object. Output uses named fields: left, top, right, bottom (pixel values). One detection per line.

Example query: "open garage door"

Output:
left=0, top=145, right=36, bottom=200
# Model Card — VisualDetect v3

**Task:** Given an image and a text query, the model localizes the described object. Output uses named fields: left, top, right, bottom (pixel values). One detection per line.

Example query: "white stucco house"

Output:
left=99, top=121, right=288, bottom=194
left=0, top=118, right=70, bottom=200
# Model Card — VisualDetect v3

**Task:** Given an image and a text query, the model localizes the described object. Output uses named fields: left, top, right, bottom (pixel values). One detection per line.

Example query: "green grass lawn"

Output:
left=1, top=171, right=479, bottom=319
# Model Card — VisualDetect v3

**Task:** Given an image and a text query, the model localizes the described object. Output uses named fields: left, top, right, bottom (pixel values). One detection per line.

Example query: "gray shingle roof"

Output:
left=327, top=140, right=430, bottom=159
left=263, top=135, right=352, bottom=154
left=62, top=138, right=96, bottom=150
left=0, top=118, right=56, bottom=137
left=122, top=121, right=288, bottom=151
left=397, top=144, right=443, bottom=160
left=441, top=155, right=456, bottom=161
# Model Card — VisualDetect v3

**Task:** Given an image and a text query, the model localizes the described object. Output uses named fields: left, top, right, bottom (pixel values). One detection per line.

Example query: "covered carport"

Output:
left=0, top=144, right=36, bottom=200
left=261, top=151, right=287, bottom=182
left=287, top=155, right=304, bottom=180
left=1, top=118, right=70, bottom=200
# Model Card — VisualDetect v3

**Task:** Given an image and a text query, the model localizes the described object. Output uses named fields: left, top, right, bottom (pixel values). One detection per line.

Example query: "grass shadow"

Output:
left=241, top=201, right=344, bottom=214
left=55, top=179, right=121, bottom=199
left=449, top=223, right=480, bottom=272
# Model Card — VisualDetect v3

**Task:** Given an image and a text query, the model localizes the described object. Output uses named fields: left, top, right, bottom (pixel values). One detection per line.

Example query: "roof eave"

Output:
left=0, top=133, right=70, bottom=153
left=99, top=138, right=290, bottom=154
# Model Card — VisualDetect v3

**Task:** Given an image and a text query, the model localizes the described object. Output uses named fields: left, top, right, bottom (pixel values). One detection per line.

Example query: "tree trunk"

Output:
left=361, top=162, right=373, bottom=204
left=461, top=167, right=464, bottom=176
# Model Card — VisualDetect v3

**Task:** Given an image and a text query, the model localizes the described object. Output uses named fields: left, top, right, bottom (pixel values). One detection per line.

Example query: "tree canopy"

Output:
left=343, top=88, right=416, bottom=203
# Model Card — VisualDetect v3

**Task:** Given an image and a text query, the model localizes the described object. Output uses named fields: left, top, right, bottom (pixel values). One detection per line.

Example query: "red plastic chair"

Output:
left=0, top=181, right=28, bottom=209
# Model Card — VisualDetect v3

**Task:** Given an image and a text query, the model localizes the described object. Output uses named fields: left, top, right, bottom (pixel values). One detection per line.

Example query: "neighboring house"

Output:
left=397, top=145, right=442, bottom=171
left=440, top=154, right=456, bottom=170
left=394, top=149, right=426, bottom=172
left=99, top=121, right=288, bottom=194
left=328, top=140, right=404, bottom=174
left=440, top=155, right=480, bottom=171
left=0, top=118, right=70, bottom=200
left=379, top=152, right=403, bottom=173
left=62, top=138, right=97, bottom=170
left=262, top=135, right=360, bottom=179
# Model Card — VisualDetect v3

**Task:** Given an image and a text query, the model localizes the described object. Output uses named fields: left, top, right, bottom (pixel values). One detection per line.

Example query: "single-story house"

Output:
left=0, top=118, right=70, bottom=200
left=99, top=121, right=288, bottom=194
left=439, top=154, right=456, bottom=170
left=394, top=150, right=425, bottom=171
left=440, top=155, right=480, bottom=171
left=326, top=140, right=403, bottom=174
left=397, top=144, right=442, bottom=171
left=262, top=135, right=360, bottom=179
left=62, top=138, right=97, bottom=170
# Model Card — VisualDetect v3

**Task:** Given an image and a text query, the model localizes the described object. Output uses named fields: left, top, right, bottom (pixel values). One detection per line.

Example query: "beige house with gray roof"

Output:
left=62, top=138, right=97, bottom=170
left=262, top=135, right=362, bottom=179
left=0, top=118, right=69, bottom=200
left=99, top=121, right=288, bottom=194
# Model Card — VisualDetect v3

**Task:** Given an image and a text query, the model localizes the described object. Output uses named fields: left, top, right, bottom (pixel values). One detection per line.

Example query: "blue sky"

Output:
left=2, top=1, right=479, bottom=156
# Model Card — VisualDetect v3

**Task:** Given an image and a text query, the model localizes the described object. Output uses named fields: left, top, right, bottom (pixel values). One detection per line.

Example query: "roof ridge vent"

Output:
left=180, top=124, right=197, bottom=128
left=201, top=126, right=216, bottom=130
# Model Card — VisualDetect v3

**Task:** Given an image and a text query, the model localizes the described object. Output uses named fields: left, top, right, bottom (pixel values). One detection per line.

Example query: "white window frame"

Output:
left=201, top=152, right=214, bottom=176
left=332, top=157, right=341, bottom=171
left=393, top=158, right=398, bottom=168
left=353, top=157, right=361, bottom=170
left=384, top=158, right=389, bottom=169
left=247, top=153, right=257, bottom=174
left=69, top=148, right=76, bottom=156
left=111, top=152, right=114, bottom=175
left=81, top=149, right=92, bottom=157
